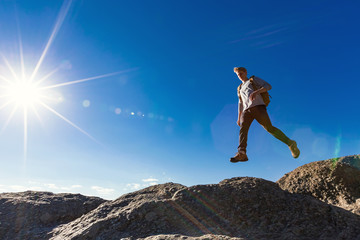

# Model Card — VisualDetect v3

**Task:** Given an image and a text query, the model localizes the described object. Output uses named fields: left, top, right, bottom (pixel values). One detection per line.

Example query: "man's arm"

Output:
left=250, top=87, right=268, bottom=101
left=237, top=100, right=243, bottom=126
left=254, top=76, right=272, bottom=91
left=249, top=76, right=271, bottom=101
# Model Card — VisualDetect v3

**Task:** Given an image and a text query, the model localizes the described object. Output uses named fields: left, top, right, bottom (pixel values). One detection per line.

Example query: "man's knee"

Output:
left=263, top=124, right=275, bottom=133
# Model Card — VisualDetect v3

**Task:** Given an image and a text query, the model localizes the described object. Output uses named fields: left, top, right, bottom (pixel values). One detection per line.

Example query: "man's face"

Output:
left=235, top=70, right=247, bottom=81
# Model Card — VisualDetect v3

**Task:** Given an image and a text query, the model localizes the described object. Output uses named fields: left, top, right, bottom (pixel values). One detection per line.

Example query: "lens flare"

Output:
left=0, top=0, right=136, bottom=162
left=334, top=133, right=342, bottom=157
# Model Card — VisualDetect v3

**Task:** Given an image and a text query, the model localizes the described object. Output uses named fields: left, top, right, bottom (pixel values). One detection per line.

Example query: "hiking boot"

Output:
left=230, top=151, right=248, bottom=163
left=289, top=140, right=300, bottom=158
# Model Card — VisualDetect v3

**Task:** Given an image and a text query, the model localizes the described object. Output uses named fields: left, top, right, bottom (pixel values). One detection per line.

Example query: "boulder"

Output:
left=0, top=191, right=106, bottom=240
left=277, top=154, right=360, bottom=215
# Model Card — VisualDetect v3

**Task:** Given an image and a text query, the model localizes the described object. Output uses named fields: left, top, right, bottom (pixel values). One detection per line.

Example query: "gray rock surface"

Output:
left=277, top=154, right=360, bottom=215
left=49, top=183, right=186, bottom=239
left=1, top=155, right=360, bottom=240
left=137, top=234, right=244, bottom=239
left=50, top=177, right=360, bottom=240
left=0, top=191, right=106, bottom=240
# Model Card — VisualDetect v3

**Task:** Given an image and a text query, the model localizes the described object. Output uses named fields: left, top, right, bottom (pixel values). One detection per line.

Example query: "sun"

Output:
left=0, top=0, right=133, bottom=162
left=0, top=56, right=125, bottom=162
left=5, top=81, right=43, bottom=107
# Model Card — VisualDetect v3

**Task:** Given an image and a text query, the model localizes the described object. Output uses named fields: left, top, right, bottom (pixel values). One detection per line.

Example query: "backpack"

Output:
left=237, top=75, right=271, bottom=106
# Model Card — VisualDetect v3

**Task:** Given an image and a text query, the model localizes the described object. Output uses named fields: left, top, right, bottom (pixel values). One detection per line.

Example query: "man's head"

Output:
left=234, top=67, right=247, bottom=81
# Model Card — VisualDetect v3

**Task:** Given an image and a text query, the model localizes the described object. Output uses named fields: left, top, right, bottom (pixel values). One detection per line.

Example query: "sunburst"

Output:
left=0, top=0, right=134, bottom=162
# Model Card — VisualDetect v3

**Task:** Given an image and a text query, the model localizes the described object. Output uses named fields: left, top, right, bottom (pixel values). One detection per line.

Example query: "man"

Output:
left=230, top=67, right=300, bottom=162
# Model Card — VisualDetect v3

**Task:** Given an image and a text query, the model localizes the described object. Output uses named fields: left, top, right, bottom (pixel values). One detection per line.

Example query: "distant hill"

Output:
left=1, top=155, right=360, bottom=240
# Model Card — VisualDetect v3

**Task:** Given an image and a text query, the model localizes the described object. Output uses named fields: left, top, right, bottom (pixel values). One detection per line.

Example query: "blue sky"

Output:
left=0, top=0, right=359, bottom=199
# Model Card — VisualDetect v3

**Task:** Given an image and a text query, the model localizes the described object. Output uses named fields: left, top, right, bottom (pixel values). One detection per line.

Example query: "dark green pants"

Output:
left=238, top=105, right=291, bottom=153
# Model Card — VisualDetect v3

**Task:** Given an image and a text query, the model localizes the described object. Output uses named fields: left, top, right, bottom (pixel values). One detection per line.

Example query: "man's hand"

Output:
left=237, top=119, right=240, bottom=126
left=249, top=91, right=258, bottom=101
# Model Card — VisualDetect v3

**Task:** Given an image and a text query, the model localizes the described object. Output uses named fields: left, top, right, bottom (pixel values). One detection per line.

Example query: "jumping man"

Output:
left=230, top=67, right=300, bottom=162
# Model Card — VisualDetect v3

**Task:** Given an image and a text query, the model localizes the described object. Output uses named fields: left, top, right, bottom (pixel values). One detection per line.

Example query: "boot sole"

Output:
left=230, top=157, right=249, bottom=163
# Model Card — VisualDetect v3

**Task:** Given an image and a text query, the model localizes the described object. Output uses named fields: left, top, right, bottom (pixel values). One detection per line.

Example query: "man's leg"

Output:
left=238, top=109, right=255, bottom=153
left=253, top=105, right=300, bottom=158
left=231, top=109, right=254, bottom=162
left=253, top=105, right=291, bottom=145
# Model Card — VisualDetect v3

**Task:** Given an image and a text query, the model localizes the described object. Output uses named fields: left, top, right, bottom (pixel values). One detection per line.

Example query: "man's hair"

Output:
left=234, top=67, right=247, bottom=73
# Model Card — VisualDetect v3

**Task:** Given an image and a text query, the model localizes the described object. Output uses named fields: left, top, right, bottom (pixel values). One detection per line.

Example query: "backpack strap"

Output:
left=249, top=75, right=258, bottom=90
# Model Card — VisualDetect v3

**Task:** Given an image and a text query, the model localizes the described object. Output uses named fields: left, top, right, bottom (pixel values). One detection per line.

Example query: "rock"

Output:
left=49, top=178, right=360, bottom=240
left=49, top=182, right=186, bottom=240
left=2, top=155, right=360, bottom=240
left=277, top=154, right=360, bottom=215
left=0, top=191, right=106, bottom=240
left=137, top=234, right=245, bottom=239
left=334, top=154, right=360, bottom=170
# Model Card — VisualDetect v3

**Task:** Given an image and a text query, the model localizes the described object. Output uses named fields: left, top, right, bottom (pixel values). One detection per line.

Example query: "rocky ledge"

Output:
left=1, top=154, right=359, bottom=240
